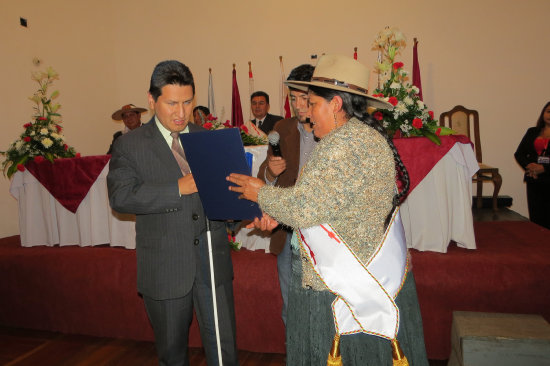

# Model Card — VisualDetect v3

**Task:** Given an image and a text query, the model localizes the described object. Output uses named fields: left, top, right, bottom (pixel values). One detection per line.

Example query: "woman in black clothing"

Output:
left=514, top=101, right=550, bottom=229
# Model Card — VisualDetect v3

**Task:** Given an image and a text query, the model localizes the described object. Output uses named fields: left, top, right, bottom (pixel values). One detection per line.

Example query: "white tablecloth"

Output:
left=400, top=142, right=478, bottom=252
left=10, top=142, right=478, bottom=253
left=10, top=164, right=136, bottom=249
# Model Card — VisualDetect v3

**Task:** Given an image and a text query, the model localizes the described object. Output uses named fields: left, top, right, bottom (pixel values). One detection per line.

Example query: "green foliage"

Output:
left=1, top=65, right=77, bottom=178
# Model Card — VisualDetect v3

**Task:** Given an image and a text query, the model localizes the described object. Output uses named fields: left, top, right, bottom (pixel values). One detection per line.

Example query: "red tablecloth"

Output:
left=25, top=155, right=111, bottom=213
left=395, top=135, right=472, bottom=192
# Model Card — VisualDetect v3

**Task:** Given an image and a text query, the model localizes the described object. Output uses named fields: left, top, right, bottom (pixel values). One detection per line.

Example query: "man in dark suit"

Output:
left=250, top=91, right=282, bottom=134
left=107, top=60, right=238, bottom=366
left=107, top=104, right=147, bottom=154
left=257, top=64, right=316, bottom=325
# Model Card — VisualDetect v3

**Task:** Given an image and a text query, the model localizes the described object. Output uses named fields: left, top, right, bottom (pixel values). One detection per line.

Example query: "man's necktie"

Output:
left=170, top=132, right=190, bottom=175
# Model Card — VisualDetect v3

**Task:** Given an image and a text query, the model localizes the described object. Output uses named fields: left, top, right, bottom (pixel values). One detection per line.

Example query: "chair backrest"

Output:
left=440, top=105, right=482, bottom=163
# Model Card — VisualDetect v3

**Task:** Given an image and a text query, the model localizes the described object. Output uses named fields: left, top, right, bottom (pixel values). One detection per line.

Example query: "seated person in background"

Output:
left=193, top=105, right=210, bottom=126
left=107, top=104, right=147, bottom=154
left=250, top=91, right=283, bottom=135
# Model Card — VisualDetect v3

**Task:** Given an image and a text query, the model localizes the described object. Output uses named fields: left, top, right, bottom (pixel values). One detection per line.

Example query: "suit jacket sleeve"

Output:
left=107, top=127, right=183, bottom=215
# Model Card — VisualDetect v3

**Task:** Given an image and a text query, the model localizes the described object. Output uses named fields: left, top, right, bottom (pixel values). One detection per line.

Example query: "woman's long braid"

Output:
left=354, top=110, right=410, bottom=202
left=349, top=97, right=410, bottom=227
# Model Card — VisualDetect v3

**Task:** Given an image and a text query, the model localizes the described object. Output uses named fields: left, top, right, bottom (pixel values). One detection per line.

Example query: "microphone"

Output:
left=267, top=131, right=282, bottom=157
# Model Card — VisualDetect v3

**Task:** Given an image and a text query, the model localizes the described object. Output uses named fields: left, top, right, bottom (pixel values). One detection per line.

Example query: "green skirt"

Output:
left=286, top=247, right=429, bottom=366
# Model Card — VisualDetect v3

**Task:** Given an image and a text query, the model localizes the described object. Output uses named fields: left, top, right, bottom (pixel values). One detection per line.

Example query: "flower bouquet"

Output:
left=202, top=114, right=267, bottom=146
left=1, top=66, right=77, bottom=178
left=371, top=27, right=453, bottom=145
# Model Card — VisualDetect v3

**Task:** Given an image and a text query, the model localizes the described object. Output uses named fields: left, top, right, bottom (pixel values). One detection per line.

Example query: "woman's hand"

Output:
left=526, top=162, right=544, bottom=178
left=226, top=173, right=265, bottom=202
left=246, top=212, right=279, bottom=231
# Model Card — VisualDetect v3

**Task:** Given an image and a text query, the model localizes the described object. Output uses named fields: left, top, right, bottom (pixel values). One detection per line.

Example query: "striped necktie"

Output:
left=170, top=132, right=190, bottom=175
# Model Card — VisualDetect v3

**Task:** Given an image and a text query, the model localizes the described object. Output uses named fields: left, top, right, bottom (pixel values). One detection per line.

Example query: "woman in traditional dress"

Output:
left=227, top=54, right=428, bottom=366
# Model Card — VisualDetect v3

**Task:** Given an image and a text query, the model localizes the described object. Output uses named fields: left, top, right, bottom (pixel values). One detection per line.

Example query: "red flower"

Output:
left=393, top=62, right=404, bottom=70
left=34, top=156, right=45, bottom=163
left=206, top=114, right=216, bottom=121
left=436, top=128, right=442, bottom=136
left=75, top=153, right=81, bottom=158
left=223, top=120, right=232, bottom=128
left=412, top=118, right=423, bottom=129
left=55, top=124, right=62, bottom=132
left=240, top=125, right=249, bottom=134
left=17, top=164, right=25, bottom=172
left=373, top=111, right=383, bottom=121
left=23, top=123, right=32, bottom=128
left=24, top=136, right=31, bottom=142
left=227, top=233, right=232, bottom=241
left=38, top=117, right=47, bottom=121
left=63, top=144, right=68, bottom=150
left=428, top=111, right=434, bottom=120
left=388, top=97, right=398, bottom=106
left=203, top=122, right=213, bottom=130
left=373, top=93, right=385, bottom=98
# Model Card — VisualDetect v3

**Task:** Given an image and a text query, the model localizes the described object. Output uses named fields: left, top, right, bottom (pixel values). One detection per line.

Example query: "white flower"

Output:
left=394, top=102, right=408, bottom=116
left=404, top=96, right=414, bottom=106
left=382, top=121, right=389, bottom=128
left=41, top=138, right=53, bottom=148
left=411, top=86, right=419, bottom=94
left=40, top=128, right=49, bottom=135
left=50, top=132, right=62, bottom=140
left=15, top=140, right=23, bottom=150
left=30, top=131, right=36, bottom=136
left=417, top=100, right=425, bottom=109
left=390, top=82, right=401, bottom=90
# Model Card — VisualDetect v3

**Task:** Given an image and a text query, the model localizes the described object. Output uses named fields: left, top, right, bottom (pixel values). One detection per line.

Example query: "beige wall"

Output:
left=1, top=0, right=549, bottom=237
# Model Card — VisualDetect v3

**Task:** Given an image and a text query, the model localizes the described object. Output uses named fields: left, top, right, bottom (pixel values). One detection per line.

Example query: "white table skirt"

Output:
left=400, top=142, right=478, bottom=252
left=10, top=164, right=136, bottom=249
left=10, top=143, right=477, bottom=253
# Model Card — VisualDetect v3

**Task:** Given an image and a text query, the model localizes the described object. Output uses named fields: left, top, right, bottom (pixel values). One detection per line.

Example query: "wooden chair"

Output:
left=439, top=105, right=502, bottom=211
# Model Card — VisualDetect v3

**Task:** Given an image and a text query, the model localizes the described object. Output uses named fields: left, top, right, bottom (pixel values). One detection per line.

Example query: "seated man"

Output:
left=250, top=91, right=282, bottom=135
left=107, top=104, right=147, bottom=154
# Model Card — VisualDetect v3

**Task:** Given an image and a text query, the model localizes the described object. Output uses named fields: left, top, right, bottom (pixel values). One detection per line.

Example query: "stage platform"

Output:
left=1, top=220, right=549, bottom=360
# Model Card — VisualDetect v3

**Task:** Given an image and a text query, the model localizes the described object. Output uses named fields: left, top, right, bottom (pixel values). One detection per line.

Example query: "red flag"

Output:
left=412, top=38, right=423, bottom=101
left=231, top=65, right=244, bottom=127
left=283, top=95, right=291, bottom=118
left=353, top=47, right=358, bottom=60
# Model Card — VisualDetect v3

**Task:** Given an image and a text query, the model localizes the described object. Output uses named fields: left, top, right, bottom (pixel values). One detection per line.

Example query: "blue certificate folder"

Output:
left=180, top=128, right=262, bottom=220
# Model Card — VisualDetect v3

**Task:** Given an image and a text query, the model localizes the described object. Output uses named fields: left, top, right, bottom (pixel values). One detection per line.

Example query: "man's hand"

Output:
left=178, top=174, right=197, bottom=195
left=267, top=156, right=286, bottom=180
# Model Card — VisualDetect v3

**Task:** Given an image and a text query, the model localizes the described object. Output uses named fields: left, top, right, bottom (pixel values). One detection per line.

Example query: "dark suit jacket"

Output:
left=514, top=126, right=550, bottom=183
left=107, top=131, right=123, bottom=155
left=257, top=117, right=301, bottom=254
left=252, top=113, right=283, bottom=135
left=107, top=118, right=232, bottom=300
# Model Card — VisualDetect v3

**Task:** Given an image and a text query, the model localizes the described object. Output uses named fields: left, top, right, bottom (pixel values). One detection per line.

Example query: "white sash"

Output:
left=298, top=208, right=408, bottom=339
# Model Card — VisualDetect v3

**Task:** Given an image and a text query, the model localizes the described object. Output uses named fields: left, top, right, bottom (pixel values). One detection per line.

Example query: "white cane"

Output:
left=205, top=218, right=223, bottom=365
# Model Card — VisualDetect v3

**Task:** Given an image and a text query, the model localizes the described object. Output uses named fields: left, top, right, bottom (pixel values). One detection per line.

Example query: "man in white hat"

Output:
left=107, top=104, right=147, bottom=154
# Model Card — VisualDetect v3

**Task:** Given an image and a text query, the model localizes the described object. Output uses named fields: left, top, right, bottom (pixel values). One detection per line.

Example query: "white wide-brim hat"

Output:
left=285, top=54, right=392, bottom=110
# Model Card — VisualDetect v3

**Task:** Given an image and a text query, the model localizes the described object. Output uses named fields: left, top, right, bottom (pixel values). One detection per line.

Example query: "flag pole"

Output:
left=205, top=218, right=223, bottom=365
left=248, top=61, right=254, bottom=121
